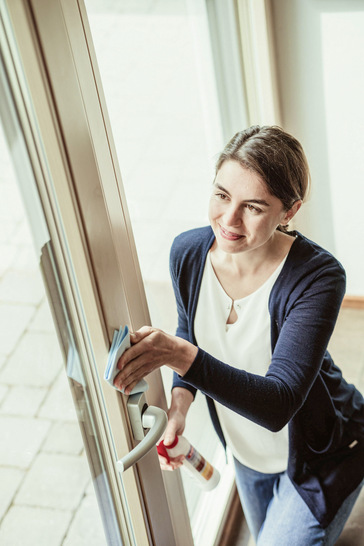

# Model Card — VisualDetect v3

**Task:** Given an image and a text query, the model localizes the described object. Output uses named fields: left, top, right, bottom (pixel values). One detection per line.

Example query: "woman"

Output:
left=115, top=126, right=364, bottom=544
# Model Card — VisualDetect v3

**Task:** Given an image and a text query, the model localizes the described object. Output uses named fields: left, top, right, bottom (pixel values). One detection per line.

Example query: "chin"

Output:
left=217, top=238, right=247, bottom=254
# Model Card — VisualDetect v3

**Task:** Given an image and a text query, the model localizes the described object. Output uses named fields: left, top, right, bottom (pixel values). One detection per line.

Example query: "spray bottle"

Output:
left=157, top=435, right=220, bottom=491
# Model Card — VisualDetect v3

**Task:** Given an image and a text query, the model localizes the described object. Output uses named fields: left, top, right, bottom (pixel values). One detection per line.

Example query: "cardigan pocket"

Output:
left=299, top=375, right=342, bottom=454
left=305, top=434, right=363, bottom=478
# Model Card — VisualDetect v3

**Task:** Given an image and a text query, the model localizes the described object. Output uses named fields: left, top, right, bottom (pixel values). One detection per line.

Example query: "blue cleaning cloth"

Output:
left=105, top=325, right=148, bottom=395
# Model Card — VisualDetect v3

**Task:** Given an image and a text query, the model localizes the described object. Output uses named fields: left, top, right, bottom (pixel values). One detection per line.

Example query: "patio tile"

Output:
left=10, top=219, right=34, bottom=245
left=0, top=244, right=17, bottom=276
left=0, top=303, right=35, bottom=356
left=0, top=415, right=50, bottom=468
left=0, top=270, right=44, bottom=306
left=38, top=372, right=77, bottom=421
left=0, top=331, right=63, bottom=387
left=29, top=299, right=55, bottom=332
left=0, top=467, right=24, bottom=520
left=0, top=385, right=47, bottom=417
left=15, top=452, right=91, bottom=511
left=11, top=245, right=39, bottom=273
left=0, top=185, right=24, bottom=223
left=86, top=479, right=95, bottom=495
left=42, top=421, right=84, bottom=455
left=0, top=383, right=8, bottom=402
left=0, top=220, right=18, bottom=244
left=0, top=506, right=72, bottom=546
left=63, top=493, right=106, bottom=545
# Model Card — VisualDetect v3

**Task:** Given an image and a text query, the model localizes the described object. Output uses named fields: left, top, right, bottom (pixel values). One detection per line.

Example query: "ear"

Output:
left=282, top=200, right=302, bottom=225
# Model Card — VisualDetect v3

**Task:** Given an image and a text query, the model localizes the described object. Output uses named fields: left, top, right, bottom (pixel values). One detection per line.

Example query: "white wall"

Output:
left=271, top=0, right=364, bottom=295
left=321, top=10, right=364, bottom=295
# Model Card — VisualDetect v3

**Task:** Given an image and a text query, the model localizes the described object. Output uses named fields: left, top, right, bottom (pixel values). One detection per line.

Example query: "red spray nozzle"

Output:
left=156, top=434, right=179, bottom=464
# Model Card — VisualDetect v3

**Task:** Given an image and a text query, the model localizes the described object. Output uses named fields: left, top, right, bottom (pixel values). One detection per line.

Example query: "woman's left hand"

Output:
left=114, top=326, right=198, bottom=395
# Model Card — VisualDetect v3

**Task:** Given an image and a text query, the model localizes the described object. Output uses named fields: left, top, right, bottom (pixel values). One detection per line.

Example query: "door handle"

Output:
left=117, top=391, right=167, bottom=472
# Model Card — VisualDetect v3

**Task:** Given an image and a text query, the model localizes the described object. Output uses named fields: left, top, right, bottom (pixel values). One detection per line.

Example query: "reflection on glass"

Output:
left=0, top=53, right=120, bottom=544
left=40, top=241, right=123, bottom=546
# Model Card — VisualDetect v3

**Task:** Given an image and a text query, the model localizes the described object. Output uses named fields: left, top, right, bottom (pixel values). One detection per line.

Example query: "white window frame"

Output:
left=0, top=0, right=192, bottom=543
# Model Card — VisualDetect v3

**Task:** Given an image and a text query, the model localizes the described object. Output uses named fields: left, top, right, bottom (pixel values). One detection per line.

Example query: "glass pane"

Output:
left=85, top=1, right=235, bottom=542
left=0, top=41, right=121, bottom=546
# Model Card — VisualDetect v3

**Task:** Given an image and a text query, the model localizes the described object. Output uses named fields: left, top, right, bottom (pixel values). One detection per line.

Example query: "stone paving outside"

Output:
left=0, top=127, right=106, bottom=545
left=1, top=2, right=364, bottom=545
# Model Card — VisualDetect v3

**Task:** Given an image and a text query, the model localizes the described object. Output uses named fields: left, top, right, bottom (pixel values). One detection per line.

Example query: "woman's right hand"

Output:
left=158, top=386, right=194, bottom=471
left=158, top=406, right=186, bottom=471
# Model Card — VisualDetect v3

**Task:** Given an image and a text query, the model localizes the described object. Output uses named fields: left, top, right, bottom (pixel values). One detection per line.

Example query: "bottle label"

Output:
left=186, top=445, right=214, bottom=481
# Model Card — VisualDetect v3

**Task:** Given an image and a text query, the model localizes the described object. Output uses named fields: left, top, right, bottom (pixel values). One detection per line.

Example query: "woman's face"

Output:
left=209, top=160, right=297, bottom=256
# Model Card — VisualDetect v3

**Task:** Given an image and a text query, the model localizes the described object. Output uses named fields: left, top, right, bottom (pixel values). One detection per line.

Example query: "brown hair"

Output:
left=216, top=125, right=310, bottom=218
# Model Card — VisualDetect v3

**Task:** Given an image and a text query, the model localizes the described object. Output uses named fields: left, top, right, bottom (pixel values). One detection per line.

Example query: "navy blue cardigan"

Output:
left=171, top=226, right=364, bottom=528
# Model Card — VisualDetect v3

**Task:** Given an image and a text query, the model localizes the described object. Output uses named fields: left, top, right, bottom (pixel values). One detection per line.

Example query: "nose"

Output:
left=223, top=204, right=242, bottom=227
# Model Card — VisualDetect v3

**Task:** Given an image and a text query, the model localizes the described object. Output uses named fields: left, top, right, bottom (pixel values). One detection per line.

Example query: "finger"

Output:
left=160, top=461, right=183, bottom=471
left=119, top=328, right=175, bottom=372
left=158, top=455, right=174, bottom=470
left=158, top=454, right=169, bottom=465
left=115, top=376, right=141, bottom=396
left=117, top=339, right=166, bottom=386
left=117, top=357, right=156, bottom=393
left=160, top=461, right=175, bottom=471
left=171, top=455, right=185, bottom=466
left=117, top=332, right=155, bottom=370
left=130, top=326, right=154, bottom=345
left=166, top=456, right=185, bottom=470
left=117, top=344, right=138, bottom=370
left=159, top=455, right=184, bottom=471
left=115, top=355, right=155, bottom=392
left=117, top=343, right=148, bottom=372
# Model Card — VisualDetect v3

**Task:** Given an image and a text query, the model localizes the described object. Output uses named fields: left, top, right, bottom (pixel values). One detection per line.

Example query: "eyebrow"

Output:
left=214, top=183, right=270, bottom=207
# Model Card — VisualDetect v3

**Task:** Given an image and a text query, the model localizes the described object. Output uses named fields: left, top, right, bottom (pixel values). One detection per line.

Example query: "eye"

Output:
left=215, top=192, right=228, bottom=200
left=246, top=204, right=262, bottom=213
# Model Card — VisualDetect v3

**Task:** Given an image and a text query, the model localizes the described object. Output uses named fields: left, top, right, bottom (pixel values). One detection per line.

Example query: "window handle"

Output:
left=117, top=392, right=167, bottom=472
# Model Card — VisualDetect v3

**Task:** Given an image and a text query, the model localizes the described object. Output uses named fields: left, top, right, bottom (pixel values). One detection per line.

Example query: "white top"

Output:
left=194, top=253, right=289, bottom=473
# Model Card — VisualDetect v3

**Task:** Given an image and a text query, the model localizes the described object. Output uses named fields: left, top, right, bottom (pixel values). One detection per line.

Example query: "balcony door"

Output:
left=0, top=0, right=192, bottom=543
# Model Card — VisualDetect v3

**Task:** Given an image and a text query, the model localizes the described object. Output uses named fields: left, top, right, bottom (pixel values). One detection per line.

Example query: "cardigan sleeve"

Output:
left=169, top=240, right=198, bottom=398
left=180, top=260, right=346, bottom=432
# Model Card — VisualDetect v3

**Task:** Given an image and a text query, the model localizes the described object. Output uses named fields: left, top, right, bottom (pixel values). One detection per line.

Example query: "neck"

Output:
left=212, top=230, right=293, bottom=275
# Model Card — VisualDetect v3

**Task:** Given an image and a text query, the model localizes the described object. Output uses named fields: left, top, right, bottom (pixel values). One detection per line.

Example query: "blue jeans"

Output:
left=234, top=458, right=363, bottom=545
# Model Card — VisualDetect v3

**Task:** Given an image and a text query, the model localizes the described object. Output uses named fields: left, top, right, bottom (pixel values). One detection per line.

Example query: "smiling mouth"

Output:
left=219, top=225, right=244, bottom=241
